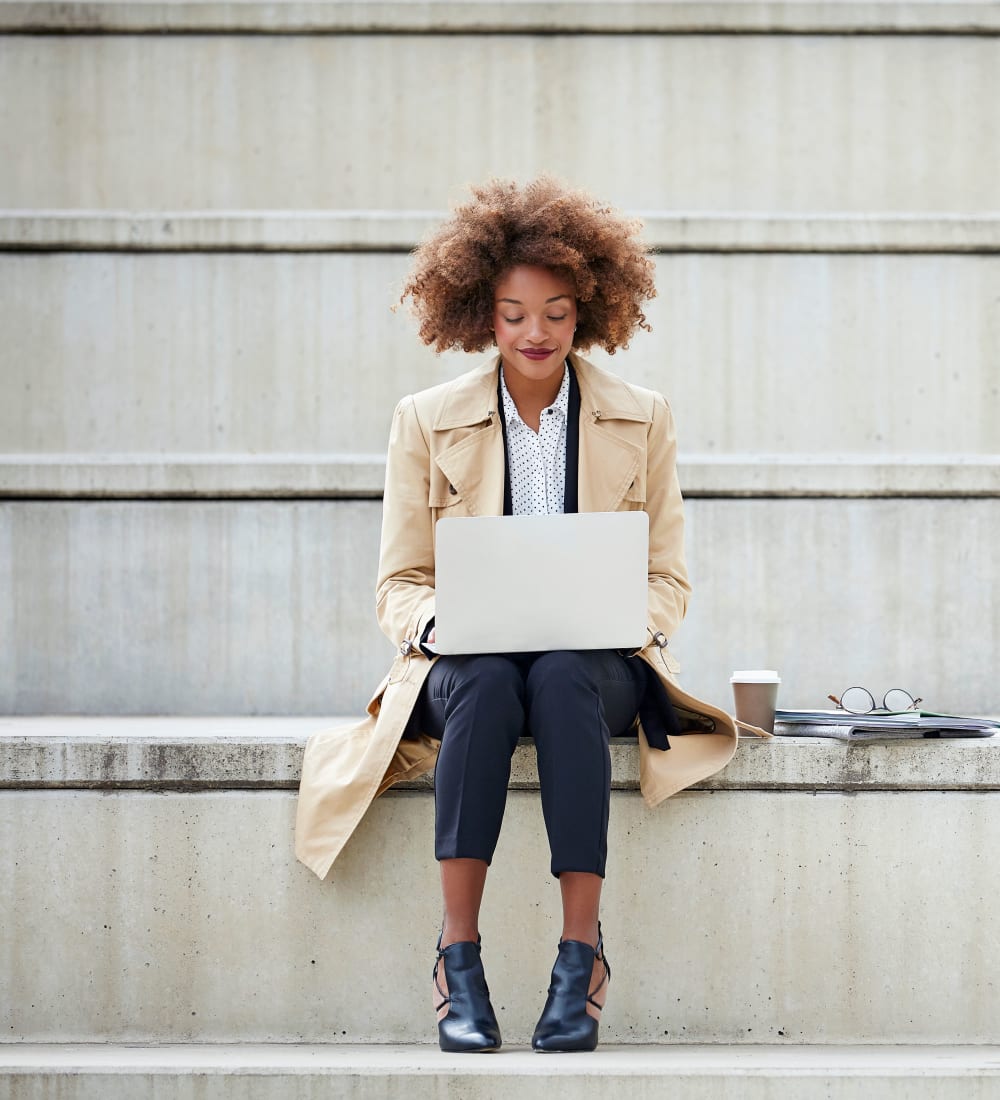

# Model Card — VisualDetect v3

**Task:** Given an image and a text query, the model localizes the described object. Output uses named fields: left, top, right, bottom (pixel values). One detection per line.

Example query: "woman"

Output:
left=295, top=177, right=759, bottom=1053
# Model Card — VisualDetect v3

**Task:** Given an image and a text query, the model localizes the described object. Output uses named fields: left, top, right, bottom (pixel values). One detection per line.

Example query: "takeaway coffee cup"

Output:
left=730, top=670, right=781, bottom=735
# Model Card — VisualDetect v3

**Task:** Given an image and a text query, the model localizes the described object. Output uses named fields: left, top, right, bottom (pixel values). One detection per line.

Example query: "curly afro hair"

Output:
left=399, top=176, right=656, bottom=355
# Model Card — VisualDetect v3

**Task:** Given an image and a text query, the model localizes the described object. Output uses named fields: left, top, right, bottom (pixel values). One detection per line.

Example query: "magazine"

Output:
left=774, top=709, right=1000, bottom=740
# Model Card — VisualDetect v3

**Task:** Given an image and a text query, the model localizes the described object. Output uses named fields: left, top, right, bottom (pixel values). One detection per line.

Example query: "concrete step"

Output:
left=8, top=211, right=1000, bottom=251
left=4, top=455, right=999, bottom=500
left=2, top=497, right=999, bottom=714
left=1, top=34, right=998, bottom=211
left=2, top=246, right=1000, bottom=457
left=2, top=720, right=999, bottom=1044
left=6, top=0, right=1000, bottom=34
left=4, top=715, right=1000, bottom=792
left=3, top=1044, right=1000, bottom=1100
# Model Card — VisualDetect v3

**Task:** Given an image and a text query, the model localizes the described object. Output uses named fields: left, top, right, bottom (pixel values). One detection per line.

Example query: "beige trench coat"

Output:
left=295, top=353, right=762, bottom=880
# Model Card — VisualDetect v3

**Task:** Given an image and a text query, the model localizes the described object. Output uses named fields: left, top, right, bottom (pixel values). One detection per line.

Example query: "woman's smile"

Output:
left=519, top=347, right=556, bottom=361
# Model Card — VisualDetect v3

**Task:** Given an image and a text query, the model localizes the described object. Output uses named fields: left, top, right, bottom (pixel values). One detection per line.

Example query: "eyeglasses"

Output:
left=827, top=687, right=923, bottom=715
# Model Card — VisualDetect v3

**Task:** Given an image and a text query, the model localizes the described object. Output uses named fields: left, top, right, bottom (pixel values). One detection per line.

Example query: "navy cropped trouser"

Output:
left=417, top=649, right=646, bottom=878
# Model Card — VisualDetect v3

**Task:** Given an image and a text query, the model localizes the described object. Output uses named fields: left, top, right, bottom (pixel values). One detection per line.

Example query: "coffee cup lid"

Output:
left=730, top=669, right=781, bottom=683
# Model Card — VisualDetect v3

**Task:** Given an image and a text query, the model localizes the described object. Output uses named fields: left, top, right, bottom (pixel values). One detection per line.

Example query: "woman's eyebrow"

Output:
left=496, top=295, right=572, bottom=305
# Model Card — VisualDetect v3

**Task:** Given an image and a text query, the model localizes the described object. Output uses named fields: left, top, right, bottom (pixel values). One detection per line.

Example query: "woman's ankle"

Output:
left=560, top=920, right=599, bottom=947
left=440, top=919, right=479, bottom=949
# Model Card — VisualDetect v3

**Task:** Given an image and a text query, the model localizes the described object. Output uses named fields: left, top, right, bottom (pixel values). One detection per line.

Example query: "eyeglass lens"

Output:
left=882, top=688, right=916, bottom=712
left=839, top=686, right=876, bottom=714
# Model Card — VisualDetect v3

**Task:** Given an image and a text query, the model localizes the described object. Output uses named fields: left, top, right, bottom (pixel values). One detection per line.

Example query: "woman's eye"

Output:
left=503, top=316, right=524, bottom=324
left=548, top=315, right=567, bottom=322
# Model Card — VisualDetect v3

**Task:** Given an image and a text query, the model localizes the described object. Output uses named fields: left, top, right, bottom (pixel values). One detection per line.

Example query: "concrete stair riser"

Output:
left=2, top=787, right=999, bottom=1044
left=2, top=497, right=999, bottom=714
left=2, top=36, right=1000, bottom=210
left=3, top=251, right=1000, bottom=456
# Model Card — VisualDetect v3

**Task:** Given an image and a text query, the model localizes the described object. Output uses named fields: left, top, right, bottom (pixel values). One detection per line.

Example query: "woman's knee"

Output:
left=527, top=648, right=596, bottom=681
left=524, top=651, right=599, bottom=741
left=428, top=654, right=527, bottom=741
left=431, top=654, right=523, bottom=699
left=527, top=650, right=642, bottom=734
left=524, top=650, right=601, bottom=704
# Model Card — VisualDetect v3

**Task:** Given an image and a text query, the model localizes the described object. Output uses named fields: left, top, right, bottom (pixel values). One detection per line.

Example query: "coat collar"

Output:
left=432, top=359, right=500, bottom=430
left=431, top=353, right=652, bottom=514
left=432, top=353, right=651, bottom=429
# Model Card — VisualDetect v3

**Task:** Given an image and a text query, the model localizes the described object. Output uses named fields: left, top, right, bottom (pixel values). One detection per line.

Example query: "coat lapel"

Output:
left=431, top=358, right=505, bottom=516
left=572, top=355, right=650, bottom=513
left=428, top=353, right=651, bottom=517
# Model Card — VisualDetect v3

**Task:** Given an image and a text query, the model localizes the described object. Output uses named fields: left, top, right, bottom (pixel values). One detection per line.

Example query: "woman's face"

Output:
left=492, top=265, right=578, bottom=389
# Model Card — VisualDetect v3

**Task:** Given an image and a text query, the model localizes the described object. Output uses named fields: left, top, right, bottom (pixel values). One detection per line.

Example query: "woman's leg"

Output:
left=420, top=653, right=526, bottom=1046
left=422, top=653, right=527, bottom=925
left=439, top=858, right=488, bottom=948
left=526, top=650, right=643, bottom=1048
left=525, top=649, right=644, bottom=880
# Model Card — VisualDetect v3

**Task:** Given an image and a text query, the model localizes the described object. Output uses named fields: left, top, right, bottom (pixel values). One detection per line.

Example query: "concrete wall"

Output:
left=2, top=7, right=1000, bottom=1094
left=1, top=8, right=998, bottom=713
left=2, top=779, right=999, bottom=1044
left=2, top=250, right=999, bottom=456
left=3, top=34, right=1000, bottom=211
left=2, top=498, right=998, bottom=714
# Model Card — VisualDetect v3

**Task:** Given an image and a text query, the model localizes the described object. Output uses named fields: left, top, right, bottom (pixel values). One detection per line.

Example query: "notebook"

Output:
left=433, top=511, right=649, bottom=655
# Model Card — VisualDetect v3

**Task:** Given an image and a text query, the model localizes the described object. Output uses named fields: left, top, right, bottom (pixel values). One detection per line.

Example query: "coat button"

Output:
left=448, top=484, right=457, bottom=495
left=399, top=640, right=413, bottom=656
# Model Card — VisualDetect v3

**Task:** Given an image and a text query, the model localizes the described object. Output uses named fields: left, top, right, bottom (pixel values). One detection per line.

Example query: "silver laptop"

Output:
left=433, top=512, right=649, bottom=654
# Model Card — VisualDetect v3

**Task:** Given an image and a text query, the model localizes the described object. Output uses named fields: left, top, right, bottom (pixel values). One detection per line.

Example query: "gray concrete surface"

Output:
left=5, top=0, right=1000, bottom=33
left=2, top=718, right=999, bottom=791
left=3, top=7, right=998, bottom=1090
left=1, top=498, right=998, bottom=714
left=3, top=1045, right=1000, bottom=1100
left=2, top=786, right=999, bottom=1043
left=3, top=455, right=999, bottom=499
left=6, top=211, right=1000, bottom=252
left=2, top=251, right=999, bottom=457
left=3, top=36, right=1000, bottom=210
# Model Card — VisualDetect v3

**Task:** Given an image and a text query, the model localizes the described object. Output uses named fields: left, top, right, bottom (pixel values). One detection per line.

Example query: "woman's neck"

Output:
left=501, top=361, right=566, bottom=431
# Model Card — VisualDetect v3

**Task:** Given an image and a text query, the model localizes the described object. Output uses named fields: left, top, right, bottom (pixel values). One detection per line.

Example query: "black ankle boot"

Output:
left=531, top=925, right=610, bottom=1053
left=433, top=933, right=502, bottom=1053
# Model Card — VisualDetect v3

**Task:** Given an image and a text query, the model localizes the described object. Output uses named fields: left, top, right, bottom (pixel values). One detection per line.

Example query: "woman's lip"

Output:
left=519, top=348, right=556, bottom=360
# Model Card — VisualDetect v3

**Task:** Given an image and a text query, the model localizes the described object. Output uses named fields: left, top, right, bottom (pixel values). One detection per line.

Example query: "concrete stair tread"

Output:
left=3, top=454, right=1000, bottom=499
left=4, top=1, right=1000, bottom=34
left=5, top=1046, right=1000, bottom=1097
left=5, top=211, right=1000, bottom=252
left=2, top=716, right=999, bottom=791
left=3, top=1042, right=1000, bottom=1075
